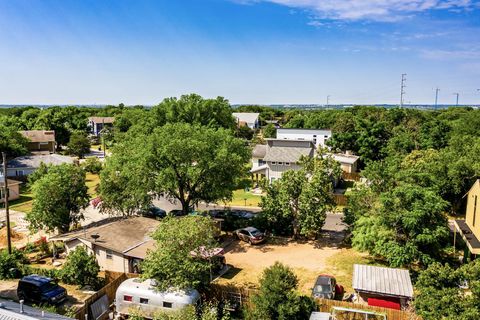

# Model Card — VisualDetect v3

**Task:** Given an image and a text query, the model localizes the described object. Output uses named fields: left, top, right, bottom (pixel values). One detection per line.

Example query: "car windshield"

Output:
left=40, top=282, right=58, bottom=292
left=250, top=229, right=262, bottom=236
left=315, top=285, right=331, bottom=293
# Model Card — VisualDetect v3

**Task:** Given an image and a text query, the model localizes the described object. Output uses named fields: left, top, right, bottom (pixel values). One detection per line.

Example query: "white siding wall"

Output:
left=266, top=162, right=302, bottom=182
left=276, top=132, right=331, bottom=149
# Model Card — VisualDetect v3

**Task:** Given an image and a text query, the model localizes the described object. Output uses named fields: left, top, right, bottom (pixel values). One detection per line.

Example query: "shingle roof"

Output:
left=7, top=154, right=75, bottom=169
left=262, top=139, right=314, bottom=163
left=232, top=113, right=259, bottom=124
left=19, top=130, right=55, bottom=143
left=352, top=264, right=414, bottom=298
left=332, top=153, right=360, bottom=165
left=88, top=117, right=115, bottom=124
left=50, top=217, right=160, bottom=254
left=252, top=144, right=267, bottom=158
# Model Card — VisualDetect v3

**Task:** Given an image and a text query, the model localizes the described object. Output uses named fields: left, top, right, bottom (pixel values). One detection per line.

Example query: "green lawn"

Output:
left=222, top=189, right=264, bottom=207
left=9, top=186, right=34, bottom=214
left=86, top=173, right=100, bottom=199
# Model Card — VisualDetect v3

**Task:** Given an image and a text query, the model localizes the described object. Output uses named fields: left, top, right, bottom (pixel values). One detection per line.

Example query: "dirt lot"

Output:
left=217, top=232, right=377, bottom=295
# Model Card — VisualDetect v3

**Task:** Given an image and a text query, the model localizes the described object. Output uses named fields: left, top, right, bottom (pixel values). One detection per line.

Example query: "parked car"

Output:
left=234, top=227, right=265, bottom=244
left=311, top=275, right=344, bottom=300
left=208, top=210, right=227, bottom=219
left=168, top=209, right=188, bottom=217
left=17, top=275, right=67, bottom=305
left=230, top=210, right=255, bottom=219
left=139, top=206, right=166, bottom=219
left=115, top=278, right=200, bottom=319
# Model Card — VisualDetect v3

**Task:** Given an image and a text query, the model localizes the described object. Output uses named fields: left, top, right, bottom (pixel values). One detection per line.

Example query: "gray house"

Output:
left=7, top=154, right=75, bottom=178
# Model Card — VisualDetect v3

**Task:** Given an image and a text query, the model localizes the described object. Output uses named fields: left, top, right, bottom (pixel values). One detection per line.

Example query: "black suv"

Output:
left=17, top=275, right=67, bottom=305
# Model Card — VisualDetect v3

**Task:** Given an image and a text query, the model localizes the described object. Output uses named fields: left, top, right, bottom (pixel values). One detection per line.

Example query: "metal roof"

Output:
left=232, top=113, right=259, bottom=124
left=0, top=299, right=74, bottom=320
left=352, top=264, right=413, bottom=298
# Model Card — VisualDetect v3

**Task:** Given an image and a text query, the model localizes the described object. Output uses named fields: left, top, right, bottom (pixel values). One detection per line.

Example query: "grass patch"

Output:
left=221, top=189, right=263, bottom=207
left=86, top=173, right=100, bottom=199
left=9, top=186, right=34, bottom=214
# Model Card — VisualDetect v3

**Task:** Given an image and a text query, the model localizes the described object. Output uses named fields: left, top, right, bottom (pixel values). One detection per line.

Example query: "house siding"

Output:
left=466, top=181, right=480, bottom=239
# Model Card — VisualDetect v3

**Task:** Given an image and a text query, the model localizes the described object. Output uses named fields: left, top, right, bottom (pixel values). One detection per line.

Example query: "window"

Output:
left=163, top=302, right=173, bottom=308
left=39, top=142, right=49, bottom=145
left=140, top=298, right=149, bottom=304
left=285, top=162, right=290, bottom=166
left=278, top=162, right=283, bottom=165
left=473, top=195, right=478, bottom=227
left=271, top=161, right=277, bottom=165
left=124, top=295, right=133, bottom=302
left=106, top=250, right=113, bottom=260
left=16, top=170, right=24, bottom=176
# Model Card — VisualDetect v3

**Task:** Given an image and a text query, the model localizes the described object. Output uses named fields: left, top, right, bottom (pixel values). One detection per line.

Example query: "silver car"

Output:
left=234, top=227, right=265, bottom=244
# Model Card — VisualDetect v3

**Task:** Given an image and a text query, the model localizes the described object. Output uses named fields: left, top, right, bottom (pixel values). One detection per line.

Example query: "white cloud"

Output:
left=238, top=0, right=474, bottom=21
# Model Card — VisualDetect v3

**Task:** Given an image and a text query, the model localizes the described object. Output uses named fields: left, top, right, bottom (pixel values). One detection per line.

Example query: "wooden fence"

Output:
left=342, top=172, right=361, bottom=181
left=207, top=283, right=258, bottom=309
left=333, top=194, right=348, bottom=206
left=316, top=298, right=420, bottom=320
left=74, top=273, right=133, bottom=320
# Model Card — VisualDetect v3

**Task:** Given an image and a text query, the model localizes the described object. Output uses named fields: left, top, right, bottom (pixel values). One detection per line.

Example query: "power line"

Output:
left=400, top=73, right=407, bottom=108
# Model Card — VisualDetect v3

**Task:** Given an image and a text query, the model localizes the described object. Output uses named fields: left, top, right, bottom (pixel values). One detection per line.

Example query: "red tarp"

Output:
left=367, top=297, right=401, bottom=310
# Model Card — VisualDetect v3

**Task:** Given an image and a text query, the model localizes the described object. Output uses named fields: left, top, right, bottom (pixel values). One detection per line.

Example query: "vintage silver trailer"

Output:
left=115, top=278, right=200, bottom=319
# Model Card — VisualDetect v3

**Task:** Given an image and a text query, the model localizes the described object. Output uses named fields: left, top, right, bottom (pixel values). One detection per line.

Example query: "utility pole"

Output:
left=102, top=119, right=106, bottom=158
left=434, top=87, right=440, bottom=109
left=2, top=152, right=12, bottom=254
left=400, top=73, right=407, bottom=108
left=453, top=93, right=459, bottom=106
left=326, top=95, right=330, bottom=107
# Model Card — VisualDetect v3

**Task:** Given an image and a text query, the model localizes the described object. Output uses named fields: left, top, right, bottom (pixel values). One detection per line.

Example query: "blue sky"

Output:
left=0, top=0, right=479, bottom=105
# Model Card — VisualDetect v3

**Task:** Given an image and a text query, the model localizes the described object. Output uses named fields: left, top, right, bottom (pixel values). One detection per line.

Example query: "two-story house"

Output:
left=88, top=117, right=115, bottom=136
left=232, top=112, right=260, bottom=129
left=250, top=139, right=315, bottom=183
left=276, top=128, right=332, bottom=149
left=19, top=130, right=56, bottom=153
left=454, top=179, right=480, bottom=260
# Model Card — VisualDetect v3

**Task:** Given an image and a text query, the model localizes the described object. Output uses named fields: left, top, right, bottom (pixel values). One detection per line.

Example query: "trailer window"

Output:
left=123, top=295, right=133, bottom=302
left=140, top=298, right=148, bottom=304
left=163, top=302, right=173, bottom=308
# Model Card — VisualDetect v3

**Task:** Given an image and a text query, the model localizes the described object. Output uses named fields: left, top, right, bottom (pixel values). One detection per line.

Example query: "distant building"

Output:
left=88, top=117, right=115, bottom=136
left=0, top=298, right=74, bottom=320
left=6, top=154, right=75, bottom=178
left=0, top=179, right=22, bottom=203
left=352, top=264, right=413, bottom=310
left=276, top=128, right=332, bottom=149
left=50, top=217, right=160, bottom=273
left=454, top=179, right=480, bottom=260
left=19, top=130, right=56, bottom=153
left=232, top=113, right=260, bottom=129
left=250, top=139, right=315, bottom=183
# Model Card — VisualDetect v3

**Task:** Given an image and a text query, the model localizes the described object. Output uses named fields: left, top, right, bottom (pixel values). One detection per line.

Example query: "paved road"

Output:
left=152, top=196, right=346, bottom=232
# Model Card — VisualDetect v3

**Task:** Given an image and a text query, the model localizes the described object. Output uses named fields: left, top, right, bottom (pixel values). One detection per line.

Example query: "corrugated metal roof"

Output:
left=352, top=264, right=413, bottom=298
left=0, top=300, right=74, bottom=320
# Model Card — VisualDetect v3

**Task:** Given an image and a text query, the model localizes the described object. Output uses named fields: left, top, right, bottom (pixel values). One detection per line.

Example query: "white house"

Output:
left=276, top=128, right=332, bottom=149
left=88, top=116, right=115, bottom=136
left=332, top=153, right=360, bottom=173
left=250, top=139, right=315, bottom=183
left=232, top=112, right=260, bottom=129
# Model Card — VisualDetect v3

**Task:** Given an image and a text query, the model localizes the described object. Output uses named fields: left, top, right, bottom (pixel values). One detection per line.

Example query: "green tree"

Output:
left=141, top=216, right=218, bottom=290
left=0, top=249, right=28, bottom=279
left=260, top=155, right=340, bottom=238
left=236, top=125, right=254, bottom=140
left=247, top=262, right=315, bottom=320
left=351, top=183, right=449, bottom=267
left=61, top=246, right=100, bottom=287
left=262, top=124, right=276, bottom=138
left=0, top=123, right=29, bottom=157
left=414, top=261, right=480, bottom=320
left=82, top=157, right=103, bottom=174
left=100, top=123, right=250, bottom=215
left=67, top=131, right=91, bottom=158
left=27, top=164, right=89, bottom=233
left=151, top=94, right=236, bottom=130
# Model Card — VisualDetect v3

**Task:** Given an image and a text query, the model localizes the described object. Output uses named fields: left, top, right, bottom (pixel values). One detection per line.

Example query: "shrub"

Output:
left=246, top=262, right=316, bottom=320
left=82, top=157, right=103, bottom=174
left=61, top=246, right=100, bottom=287
left=0, top=249, right=28, bottom=279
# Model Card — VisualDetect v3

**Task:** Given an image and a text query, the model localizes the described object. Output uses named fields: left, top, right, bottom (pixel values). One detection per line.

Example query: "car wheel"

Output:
left=17, top=293, right=25, bottom=301
left=248, top=238, right=252, bottom=245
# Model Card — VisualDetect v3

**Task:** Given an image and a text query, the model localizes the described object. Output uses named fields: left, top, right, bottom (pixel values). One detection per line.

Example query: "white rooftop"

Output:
left=232, top=112, right=259, bottom=124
